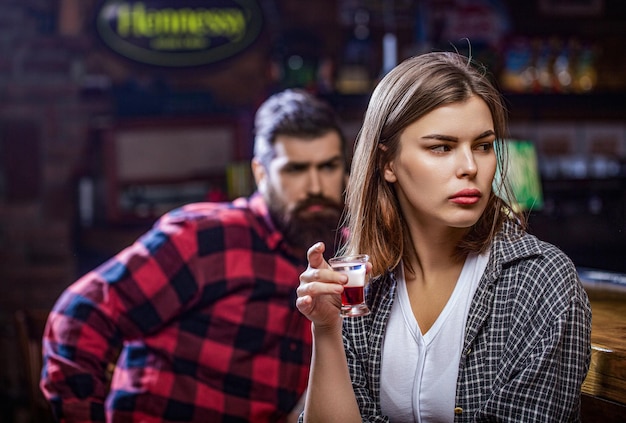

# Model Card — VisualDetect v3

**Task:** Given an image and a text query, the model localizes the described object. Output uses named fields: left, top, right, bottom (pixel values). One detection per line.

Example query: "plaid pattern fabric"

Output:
left=41, top=193, right=313, bottom=422
left=341, top=219, right=592, bottom=422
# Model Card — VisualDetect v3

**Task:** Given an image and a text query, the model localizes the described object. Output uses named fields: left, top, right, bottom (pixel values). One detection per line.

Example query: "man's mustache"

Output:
left=292, top=196, right=343, bottom=215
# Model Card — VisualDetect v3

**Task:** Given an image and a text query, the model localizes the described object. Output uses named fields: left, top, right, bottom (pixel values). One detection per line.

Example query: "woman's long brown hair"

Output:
left=339, top=52, right=525, bottom=277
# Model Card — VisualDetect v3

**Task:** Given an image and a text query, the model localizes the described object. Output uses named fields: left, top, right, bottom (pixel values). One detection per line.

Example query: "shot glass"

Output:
left=328, top=254, right=370, bottom=317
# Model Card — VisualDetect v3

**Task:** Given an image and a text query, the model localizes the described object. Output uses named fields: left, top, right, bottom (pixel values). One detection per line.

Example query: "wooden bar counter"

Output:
left=579, top=270, right=626, bottom=421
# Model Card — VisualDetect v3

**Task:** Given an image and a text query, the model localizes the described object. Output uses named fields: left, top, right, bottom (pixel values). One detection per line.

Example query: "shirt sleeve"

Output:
left=40, top=216, right=200, bottom=422
left=474, top=263, right=592, bottom=422
left=344, top=334, right=391, bottom=423
left=340, top=305, right=392, bottom=423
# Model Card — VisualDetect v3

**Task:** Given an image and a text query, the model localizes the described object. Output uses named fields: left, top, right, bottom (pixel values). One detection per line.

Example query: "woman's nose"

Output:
left=456, top=149, right=478, bottom=178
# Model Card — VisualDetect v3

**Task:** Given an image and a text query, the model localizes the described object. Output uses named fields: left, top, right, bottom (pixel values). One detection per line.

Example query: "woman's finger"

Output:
left=306, top=242, right=328, bottom=269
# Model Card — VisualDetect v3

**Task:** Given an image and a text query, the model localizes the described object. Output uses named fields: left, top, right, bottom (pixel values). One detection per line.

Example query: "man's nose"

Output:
left=307, top=168, right=323, bottom=195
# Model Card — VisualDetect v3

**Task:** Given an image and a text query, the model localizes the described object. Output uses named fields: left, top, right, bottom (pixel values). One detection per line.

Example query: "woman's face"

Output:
left=383, top=95, right=497, bottom=231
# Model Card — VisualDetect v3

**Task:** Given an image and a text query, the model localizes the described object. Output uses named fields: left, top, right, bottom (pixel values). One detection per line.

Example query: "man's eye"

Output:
left=284, top=165, right=306, bottom=173
left=320, top=162, right=341, bottom=171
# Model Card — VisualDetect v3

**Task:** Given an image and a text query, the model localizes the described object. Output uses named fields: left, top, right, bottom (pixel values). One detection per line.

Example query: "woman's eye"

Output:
left=476, top=142, right=494, bottom=152
left=430, top=145, right=450, bottom=152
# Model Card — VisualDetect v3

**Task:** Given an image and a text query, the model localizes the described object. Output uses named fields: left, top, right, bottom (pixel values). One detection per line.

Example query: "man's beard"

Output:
left=266, top=189, right=344, bottom=258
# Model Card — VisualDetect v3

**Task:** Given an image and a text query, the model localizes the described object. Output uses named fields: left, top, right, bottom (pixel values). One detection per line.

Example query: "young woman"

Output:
left=296, top=52, right=592, bottom=422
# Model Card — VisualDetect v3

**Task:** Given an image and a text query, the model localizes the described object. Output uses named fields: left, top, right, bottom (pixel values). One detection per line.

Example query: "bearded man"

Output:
left=41, top=89, right=347, bottom=423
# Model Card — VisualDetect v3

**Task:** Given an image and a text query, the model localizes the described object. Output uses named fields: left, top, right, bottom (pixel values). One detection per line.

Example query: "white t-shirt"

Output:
left=380, top=251, right=489, bottom=422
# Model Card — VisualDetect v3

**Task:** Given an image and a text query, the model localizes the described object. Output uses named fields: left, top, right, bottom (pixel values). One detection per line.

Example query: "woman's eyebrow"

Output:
left=421, top=134, right=458, bottom=142
left=476, top=130, right=496, bottom=139
left=421, top=130, right=495, bottom=142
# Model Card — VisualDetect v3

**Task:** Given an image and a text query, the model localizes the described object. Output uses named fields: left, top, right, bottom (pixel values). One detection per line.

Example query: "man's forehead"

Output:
left=272, top=133, right=343, bottom=162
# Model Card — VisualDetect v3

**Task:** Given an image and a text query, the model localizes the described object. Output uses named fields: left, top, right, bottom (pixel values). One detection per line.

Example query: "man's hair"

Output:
left=253, top=89, right=346, bottom=167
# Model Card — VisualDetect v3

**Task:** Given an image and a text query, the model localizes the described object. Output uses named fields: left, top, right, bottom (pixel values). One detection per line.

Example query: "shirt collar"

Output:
left=495, top=219, right=543, bottom=264
left=482, top=219, right=543, bottom=284
left=246, top=192, right=305, bottom=262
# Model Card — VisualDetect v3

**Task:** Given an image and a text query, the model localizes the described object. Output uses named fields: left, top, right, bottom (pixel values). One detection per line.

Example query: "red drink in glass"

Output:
left=342, top=285, right=365, bottom=306
left=329, top=254, right=370, bottom=317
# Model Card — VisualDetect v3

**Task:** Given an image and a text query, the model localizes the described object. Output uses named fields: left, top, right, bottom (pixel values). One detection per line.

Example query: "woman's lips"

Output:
left=449, top=189, right=482, bottom=205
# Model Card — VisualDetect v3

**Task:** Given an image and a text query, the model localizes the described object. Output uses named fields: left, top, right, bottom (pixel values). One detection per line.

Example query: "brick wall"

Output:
left=0, top=0, right=339, bottom=416
left=0, top=2, right=107, bottom=410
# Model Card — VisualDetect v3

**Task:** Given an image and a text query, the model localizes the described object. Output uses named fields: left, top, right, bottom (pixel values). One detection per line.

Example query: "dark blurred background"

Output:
left=0, top=0, right=625, bottom=421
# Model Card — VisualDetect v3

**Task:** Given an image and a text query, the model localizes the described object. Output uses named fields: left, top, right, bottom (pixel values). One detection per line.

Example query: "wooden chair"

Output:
left=580, top=278, right=626, bottom=421
left=581, top=393, right=626, bottom=422
left=14, top=309, right=55, bottom=422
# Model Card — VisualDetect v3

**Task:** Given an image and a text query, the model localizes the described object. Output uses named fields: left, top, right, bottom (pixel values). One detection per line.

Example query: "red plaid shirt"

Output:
left=41, top=193, right=313, bottom=422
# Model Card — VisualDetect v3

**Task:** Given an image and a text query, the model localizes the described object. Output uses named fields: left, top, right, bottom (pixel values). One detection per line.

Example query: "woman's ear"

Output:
left=378, top=143, right=397, bottom=183
left=382, top=160, right=397, bottom=183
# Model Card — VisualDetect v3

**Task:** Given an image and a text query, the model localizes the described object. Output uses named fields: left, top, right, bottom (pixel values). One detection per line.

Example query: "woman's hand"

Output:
left=296, top=242, right=347, bottom=329
left=297, top=243, right=366, bottom=423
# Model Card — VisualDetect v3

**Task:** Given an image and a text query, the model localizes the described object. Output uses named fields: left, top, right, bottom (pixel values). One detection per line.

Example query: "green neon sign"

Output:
left=96, top=0, right=263, bottom=67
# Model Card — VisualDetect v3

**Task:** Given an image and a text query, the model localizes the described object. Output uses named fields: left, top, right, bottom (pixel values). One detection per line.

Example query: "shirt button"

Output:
left=454, top=407, right=463, bottom=415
